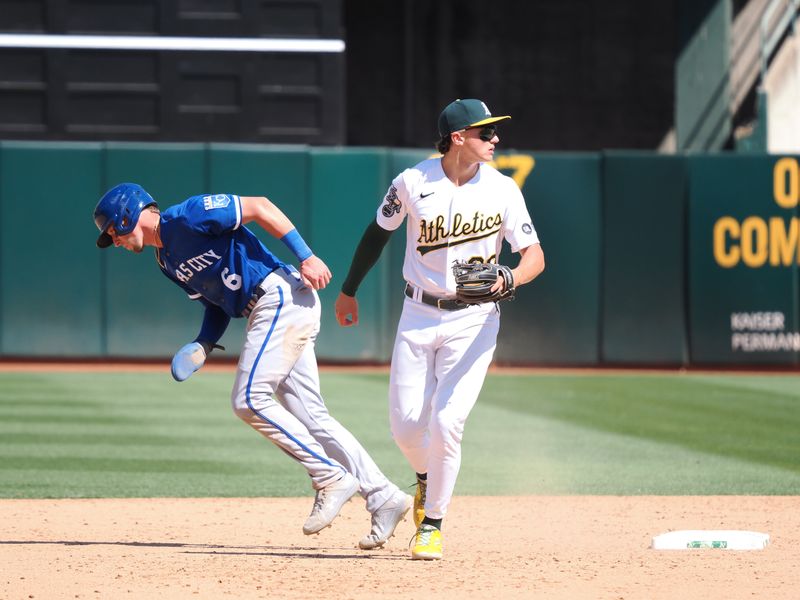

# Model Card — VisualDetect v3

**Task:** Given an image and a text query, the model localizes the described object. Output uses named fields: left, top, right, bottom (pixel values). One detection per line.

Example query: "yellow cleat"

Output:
left=413, top=476, right=427, bottom=528
left=411, top=524, right=442, bottom=560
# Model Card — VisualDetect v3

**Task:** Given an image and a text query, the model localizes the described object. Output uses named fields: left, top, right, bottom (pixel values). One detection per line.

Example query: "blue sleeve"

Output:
left=195, top=302, right=231, bottom=345
left=183, top=194, right=242, bottom=236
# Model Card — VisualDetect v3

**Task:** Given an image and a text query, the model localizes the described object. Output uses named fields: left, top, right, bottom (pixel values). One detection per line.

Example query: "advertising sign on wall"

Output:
left=689, top=155, right=800, bottom=364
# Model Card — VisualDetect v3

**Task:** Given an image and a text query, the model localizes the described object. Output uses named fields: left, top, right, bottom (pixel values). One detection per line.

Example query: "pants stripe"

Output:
left=244, top=286, right=338, bottom=469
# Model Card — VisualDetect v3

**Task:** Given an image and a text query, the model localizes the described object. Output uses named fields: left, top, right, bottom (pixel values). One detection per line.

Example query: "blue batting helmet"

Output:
left=94, top=183, right=157, bottom=248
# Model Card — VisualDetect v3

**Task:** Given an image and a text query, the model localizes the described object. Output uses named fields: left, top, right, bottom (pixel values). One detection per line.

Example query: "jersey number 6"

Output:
left=221, top=268, right=242, bottom=290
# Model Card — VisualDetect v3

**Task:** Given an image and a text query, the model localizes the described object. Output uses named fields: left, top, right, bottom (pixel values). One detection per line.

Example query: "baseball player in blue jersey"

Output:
left=93, top=183, right=412, bottom=548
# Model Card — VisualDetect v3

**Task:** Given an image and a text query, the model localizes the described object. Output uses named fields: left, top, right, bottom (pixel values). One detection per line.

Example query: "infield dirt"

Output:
left=1, top=495, right=798, bottom=599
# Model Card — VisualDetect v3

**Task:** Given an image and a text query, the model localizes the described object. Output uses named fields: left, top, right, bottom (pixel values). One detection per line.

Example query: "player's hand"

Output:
left=299, top=255, right=332, bottom=290
left=491, top=274, right=505, bottom=294
left=335, top=292, right=359, bottom=326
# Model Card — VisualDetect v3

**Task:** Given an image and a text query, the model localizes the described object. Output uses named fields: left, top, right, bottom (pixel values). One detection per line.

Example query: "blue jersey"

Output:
left=155, top=194, right=285, bottom=318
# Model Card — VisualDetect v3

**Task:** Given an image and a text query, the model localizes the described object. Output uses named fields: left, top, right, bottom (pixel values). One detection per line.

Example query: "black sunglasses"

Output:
left=466, top=125, right=498, bottom=142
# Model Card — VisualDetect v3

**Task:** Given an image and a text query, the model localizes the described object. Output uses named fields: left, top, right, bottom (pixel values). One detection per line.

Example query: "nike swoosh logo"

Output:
left=420, top=192, right=435, bottom=198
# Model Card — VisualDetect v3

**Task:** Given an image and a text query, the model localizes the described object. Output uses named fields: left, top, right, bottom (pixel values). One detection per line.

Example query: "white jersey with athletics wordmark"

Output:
left=376, top=157, right=539, bottom=297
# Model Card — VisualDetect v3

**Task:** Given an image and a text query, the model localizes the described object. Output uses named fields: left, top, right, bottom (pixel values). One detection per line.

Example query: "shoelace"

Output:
left=409, top=525, right=437, bottom=548
left=310, top=488, right=328, bottom=513
left=417, top=527, right=433, bottom=545
left=409, top=479, right=426, bottom=503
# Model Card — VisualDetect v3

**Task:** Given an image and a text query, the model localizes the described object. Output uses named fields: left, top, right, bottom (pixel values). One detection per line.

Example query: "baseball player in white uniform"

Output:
left=93, top=184, right=412, bottom=549
left=334, top=99, right=545, bottom=560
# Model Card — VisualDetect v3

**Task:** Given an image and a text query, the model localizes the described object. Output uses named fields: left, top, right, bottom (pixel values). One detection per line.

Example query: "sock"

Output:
left=422, top=516, right=442, bottom=530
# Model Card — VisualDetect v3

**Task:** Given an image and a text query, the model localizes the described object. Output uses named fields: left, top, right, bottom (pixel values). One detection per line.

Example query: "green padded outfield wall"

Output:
left=309, top=148, right=391, bottom=361
left=601, top=153, right=688, bottom=364
left=0, top=142, right=461, bottom=362
left=494, top=153, right=602, bottom=365
left=0, top=142, right=104, bottom=356
left=3, top=141, right=798, bottom=367
left=688, top=154, right=800, bottom=365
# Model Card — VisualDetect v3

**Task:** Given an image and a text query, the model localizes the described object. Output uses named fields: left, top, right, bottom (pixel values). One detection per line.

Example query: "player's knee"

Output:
left=230, top=390, right=273, bottom=422
left=231, top=400, right=253, bottom=422
left=390, top=414, right=424, bottom=448
left=433, top=412, right=465, bottom=447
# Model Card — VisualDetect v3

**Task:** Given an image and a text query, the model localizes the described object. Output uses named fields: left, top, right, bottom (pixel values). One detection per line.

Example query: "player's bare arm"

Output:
left=240, top=195, right=332, bottom=290
left=517, top=243, right=546, bottom=284
left=240, top=195, right=294, bottom=236
left=508, top=243, right=545, bottom=289
left=486, top=244, right=544, bottom=294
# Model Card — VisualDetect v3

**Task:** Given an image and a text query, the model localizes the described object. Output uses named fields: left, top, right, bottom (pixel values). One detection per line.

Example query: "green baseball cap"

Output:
left=437, top=99, right=511, bottom=137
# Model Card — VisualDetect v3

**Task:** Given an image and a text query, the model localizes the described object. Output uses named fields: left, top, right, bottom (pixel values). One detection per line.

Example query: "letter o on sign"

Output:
left=774, top=157, right=799, bottom=209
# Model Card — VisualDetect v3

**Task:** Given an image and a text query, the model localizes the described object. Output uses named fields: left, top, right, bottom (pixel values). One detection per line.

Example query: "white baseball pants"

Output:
left=389, top=297, right=499, bottom=520
left=231, top=268, right=398, bottom=511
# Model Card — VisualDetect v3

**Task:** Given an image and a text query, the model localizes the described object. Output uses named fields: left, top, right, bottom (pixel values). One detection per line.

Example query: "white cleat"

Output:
left=358, top=490, right=413, bottom=549
left=303, top=472, right=359, bottom=535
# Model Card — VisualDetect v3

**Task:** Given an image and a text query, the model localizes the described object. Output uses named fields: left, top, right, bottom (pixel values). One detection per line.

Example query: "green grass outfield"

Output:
left=1, top=370, right=799, bottom=498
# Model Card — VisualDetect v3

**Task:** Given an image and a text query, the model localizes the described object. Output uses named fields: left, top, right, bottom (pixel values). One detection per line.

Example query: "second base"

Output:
left=651, top=529, right=769, bottom=550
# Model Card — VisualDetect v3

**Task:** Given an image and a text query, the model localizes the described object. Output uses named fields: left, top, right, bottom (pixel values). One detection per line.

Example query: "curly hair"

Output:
left=436, top=135, right=452, bottom=155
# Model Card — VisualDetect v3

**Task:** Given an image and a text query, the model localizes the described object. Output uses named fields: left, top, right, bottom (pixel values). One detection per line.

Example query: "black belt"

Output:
left=242, top=282, right=267, bottom=317
left=241, top=267, right=299, bottom=317
left=405, top=283, right=467, bottom=311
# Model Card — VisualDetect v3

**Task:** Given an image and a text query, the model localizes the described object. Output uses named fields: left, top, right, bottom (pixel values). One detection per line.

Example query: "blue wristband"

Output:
left=281, top=228, right=313, bottom=262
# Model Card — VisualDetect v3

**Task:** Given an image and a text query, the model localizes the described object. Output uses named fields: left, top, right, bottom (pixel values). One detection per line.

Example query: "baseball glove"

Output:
left=452, top=261, right=515, bottom=305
